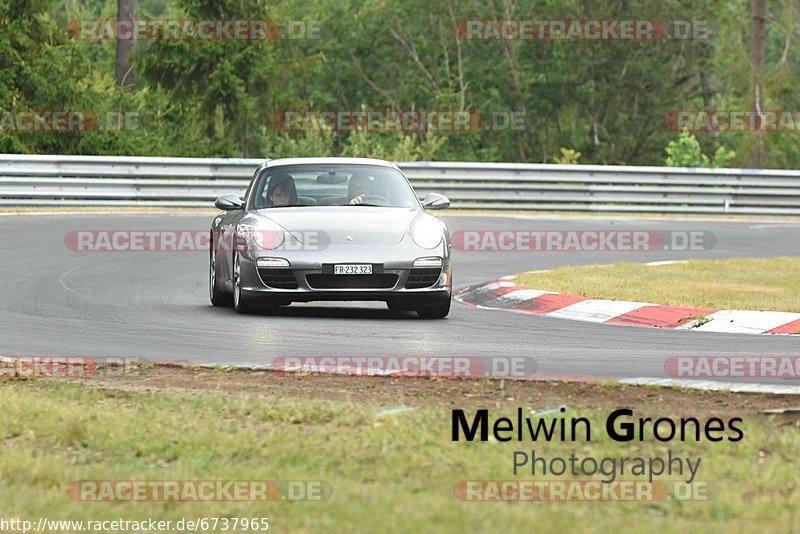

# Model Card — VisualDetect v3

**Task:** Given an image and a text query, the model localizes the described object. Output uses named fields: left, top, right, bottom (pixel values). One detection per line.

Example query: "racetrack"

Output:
left=1, top=213, right=798, bottom=385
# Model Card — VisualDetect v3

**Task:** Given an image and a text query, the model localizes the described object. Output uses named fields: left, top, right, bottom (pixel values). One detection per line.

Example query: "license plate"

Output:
left=334, top=264, right=372, bottom=275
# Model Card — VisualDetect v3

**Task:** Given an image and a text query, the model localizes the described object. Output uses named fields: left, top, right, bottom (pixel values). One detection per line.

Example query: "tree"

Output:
left=115, top=0, right=137, bottom=89
left=749, top=0, right=766, bottom=167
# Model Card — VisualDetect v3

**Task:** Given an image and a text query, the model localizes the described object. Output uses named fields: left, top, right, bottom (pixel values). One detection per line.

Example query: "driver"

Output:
left=348, top=172, right=373, bottom=205
left=267, top=172, right=297, bottom=207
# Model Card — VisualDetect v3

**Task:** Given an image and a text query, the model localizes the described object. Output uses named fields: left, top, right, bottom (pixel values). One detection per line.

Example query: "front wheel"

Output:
left=233, top=251, right=256, bottom=314
left=209, top=236, right=232, bottom=307
left=417, top=299, right=451, bottom=319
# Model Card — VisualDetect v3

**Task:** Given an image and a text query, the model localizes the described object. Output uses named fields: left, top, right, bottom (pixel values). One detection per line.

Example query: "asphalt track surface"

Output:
left=1, top=213, right=798, bottom=384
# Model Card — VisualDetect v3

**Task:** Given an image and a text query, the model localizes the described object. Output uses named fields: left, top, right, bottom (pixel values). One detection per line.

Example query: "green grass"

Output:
left=0, top=381, right=797, bottom=532
left=514, top=258, right=800, bottom=312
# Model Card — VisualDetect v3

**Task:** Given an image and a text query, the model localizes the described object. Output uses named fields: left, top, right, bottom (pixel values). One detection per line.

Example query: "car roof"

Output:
left=261, top=157, right=399, bottom=170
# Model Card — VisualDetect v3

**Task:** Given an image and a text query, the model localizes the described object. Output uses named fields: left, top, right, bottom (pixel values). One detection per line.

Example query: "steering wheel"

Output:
left=360, top=194, right=392, bottom=206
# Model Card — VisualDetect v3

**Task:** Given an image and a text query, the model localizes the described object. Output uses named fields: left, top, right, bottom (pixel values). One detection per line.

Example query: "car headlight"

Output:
left=253, top=228, right=285, bottom=251
left=411, top=216, right=445, bottom=249
left=237, top=223, right=285, bottom=258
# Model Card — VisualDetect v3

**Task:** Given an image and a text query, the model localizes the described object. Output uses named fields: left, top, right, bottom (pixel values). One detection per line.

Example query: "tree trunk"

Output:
left=699, top=47, right=718, bottom=149
left=749, top=0, right=766, bottom=168
left=115, top=0, right=137, bottom=90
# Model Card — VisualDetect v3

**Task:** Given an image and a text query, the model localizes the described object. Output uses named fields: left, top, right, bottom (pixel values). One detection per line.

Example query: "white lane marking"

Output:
left=58, top=264, right=93, bottom=300
left=506, top=214, right=800, bottom=223
left=748, top=223, right=800, bottom=229
left=645, top=260, right=689, bottom=266
left=619, top=377, right=800, bottom=395
left=678, top=310, right=800, bottom=334
left=546, top=299, right=650, bottom=323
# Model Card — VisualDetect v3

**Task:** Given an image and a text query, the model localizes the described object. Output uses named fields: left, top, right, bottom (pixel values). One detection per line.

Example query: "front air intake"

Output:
left=405, top=268, right=441, bottom=289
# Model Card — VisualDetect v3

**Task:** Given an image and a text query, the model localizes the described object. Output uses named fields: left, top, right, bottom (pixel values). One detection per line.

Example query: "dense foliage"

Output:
left=1, top=0, right=798, bottom=167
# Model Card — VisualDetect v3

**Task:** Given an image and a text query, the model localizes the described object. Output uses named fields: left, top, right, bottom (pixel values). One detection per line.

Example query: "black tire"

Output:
left=417, top=298, right=451, bottom=319
left=209, top=234, right=232, bottom=307
left=232, top=251, right=257, bottom=314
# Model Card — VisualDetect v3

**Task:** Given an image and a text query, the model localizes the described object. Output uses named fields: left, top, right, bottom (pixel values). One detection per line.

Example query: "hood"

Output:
left=254, top=207, right=421, bottom=246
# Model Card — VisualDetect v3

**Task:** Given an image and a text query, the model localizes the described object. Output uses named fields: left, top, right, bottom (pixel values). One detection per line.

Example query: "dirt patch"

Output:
left=63, top=365, right=800, bottom=418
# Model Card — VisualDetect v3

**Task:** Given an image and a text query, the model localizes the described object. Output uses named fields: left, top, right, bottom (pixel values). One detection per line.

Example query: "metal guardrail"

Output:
left=2, top=154, right=800, bottom=215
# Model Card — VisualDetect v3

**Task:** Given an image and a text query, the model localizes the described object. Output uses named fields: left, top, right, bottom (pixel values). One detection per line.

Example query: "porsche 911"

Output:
left=209, top=157, right=452, bottom=318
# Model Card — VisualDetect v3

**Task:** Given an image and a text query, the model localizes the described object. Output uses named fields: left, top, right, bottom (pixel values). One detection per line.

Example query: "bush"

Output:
left=665, top=128, right=736, bottom=168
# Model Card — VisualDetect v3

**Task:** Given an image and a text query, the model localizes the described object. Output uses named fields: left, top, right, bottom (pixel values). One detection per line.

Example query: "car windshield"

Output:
left=251, top=164, right=420, bottom=209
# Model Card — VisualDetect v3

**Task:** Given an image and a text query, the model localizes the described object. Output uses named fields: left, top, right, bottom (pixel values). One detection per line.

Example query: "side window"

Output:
left=242, top=168, right=259, bottom=204
left=255, top=172, right=270, bottom=209
left=259, top=173, right=276, bottom=206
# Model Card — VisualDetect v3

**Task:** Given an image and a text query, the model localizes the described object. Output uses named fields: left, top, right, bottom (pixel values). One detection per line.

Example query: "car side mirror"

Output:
left=422, top=193, right=450, bottom=210
left=214, top=194, right=244, bottom=211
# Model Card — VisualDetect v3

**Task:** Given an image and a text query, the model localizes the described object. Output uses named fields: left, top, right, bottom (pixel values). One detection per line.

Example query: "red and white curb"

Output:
left=455, top=277, right=800, bottom=335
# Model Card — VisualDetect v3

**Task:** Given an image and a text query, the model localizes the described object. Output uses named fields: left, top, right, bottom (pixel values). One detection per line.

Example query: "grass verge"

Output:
left=0, top=374, right=797, bottom=532
left=514, top=258, right=800, bottom=312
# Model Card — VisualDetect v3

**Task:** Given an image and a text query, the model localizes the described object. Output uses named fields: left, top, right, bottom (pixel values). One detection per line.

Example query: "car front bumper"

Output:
left=238, top=255, right=452, bottom=304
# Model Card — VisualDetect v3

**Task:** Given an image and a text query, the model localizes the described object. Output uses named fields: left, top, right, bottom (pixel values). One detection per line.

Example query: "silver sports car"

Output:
left=209, top=157, right=452, bottom=318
